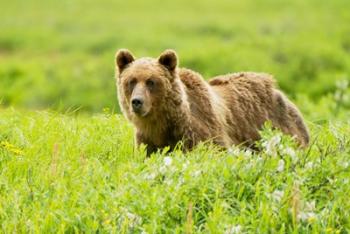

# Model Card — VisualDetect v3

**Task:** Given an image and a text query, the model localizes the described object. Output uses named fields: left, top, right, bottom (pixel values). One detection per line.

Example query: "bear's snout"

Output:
left=131, top=98, right=144, bottom=112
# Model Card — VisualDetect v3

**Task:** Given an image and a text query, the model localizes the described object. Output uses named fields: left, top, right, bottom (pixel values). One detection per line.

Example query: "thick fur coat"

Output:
left=115, top=49, right=309, bottom=154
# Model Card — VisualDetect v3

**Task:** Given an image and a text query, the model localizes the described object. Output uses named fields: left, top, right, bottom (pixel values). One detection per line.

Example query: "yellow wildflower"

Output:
left=0, top=140, right=24, bottom=155
left=103, top=219, right=111, bottom=226
left=308, top=215, right=316, bottom=223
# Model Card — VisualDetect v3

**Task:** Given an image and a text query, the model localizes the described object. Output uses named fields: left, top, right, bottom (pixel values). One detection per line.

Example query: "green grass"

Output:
left=1, top=0, right=350, bottom=232
left=0, top=106, right=349, bottom=233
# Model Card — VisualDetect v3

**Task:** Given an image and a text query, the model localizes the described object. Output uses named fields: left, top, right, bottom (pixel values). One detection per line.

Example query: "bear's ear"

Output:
left=115, top=49, right=135, bottom=73
left=158, top=49, right=178, bottom=71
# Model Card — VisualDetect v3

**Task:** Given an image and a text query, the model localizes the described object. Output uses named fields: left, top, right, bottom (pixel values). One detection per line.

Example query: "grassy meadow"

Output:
left=0, top=0, right=350, bottom=232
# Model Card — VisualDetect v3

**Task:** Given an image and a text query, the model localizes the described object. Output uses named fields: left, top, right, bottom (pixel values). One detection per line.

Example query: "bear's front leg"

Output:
left=135, top=131, right=157, bottom=156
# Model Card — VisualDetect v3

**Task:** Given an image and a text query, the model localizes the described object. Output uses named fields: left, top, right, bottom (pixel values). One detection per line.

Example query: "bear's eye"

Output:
left=146, top=79, right=155, bottom=88
left=128, top=78, right=137, bottom=89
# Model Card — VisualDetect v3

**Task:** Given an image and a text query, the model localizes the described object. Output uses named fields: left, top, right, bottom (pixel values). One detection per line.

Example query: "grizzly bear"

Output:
left=115, top=49, right=309, bottom=155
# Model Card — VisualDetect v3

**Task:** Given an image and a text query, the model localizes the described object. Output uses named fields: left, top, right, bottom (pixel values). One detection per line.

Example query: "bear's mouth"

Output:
left=132, top=109, right=150, bottom=118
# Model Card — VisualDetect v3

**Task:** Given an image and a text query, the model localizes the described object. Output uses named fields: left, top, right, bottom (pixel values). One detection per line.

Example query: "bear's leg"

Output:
left=135, top=131, right=158, bottom=156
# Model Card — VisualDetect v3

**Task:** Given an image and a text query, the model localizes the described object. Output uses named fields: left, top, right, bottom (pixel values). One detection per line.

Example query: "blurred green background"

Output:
left=0, top=0, right=349, bottom=112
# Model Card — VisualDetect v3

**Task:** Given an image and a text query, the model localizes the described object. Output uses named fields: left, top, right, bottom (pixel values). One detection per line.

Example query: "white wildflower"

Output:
left=177, top=177, right=185, bottom=186
left=245, top=162, right=253, bottom=170
left=144, top=172, right=157, bottom=180
left=296, top=212, right=307, bottom=222
left=271, top=189, right=284, bottom=202
left=125, top=211, right=142, bottom=228
left=328, top=178, right=336, bottom=185
left=271, top=134, right=282, bottom=145
left=159, top=165, right=167, bottom=174
left=165, top=179, right=173, bottom=185
left=294, top=179, right=304, bottom=186
left=244, top=149, right=253, bottom=158
left=342, top=161, right=349, bottom=169
left=163, top=156, right=172, bottom=166
left=256, top=156, right=264, bottom=164
left=305, top=162, right=314, bottom=169
left=305, top=200, right=316, bottom=211
left=320, top=208, right=329, bottom=216
left=192, top=170, right=201, bottom=177
left=225, top=225, right=242, bottom=234
left=297, top=200, right=317, bottom=223
left=182, top=161, right=189, bottom=170
left=264, top=134, right=281, bottom=156
left=228, top=147, right=240, bottom=156
left=336, top=79, right=349, bottom=90
left=126, top=211, right=136, bottom=220
left=297, top=211, right=317, bottom=222
left=283, top=147, right=297, bottom=162
left=26, top=219, right=33, bottom=228
left=277, top=159, right=285, bottom=172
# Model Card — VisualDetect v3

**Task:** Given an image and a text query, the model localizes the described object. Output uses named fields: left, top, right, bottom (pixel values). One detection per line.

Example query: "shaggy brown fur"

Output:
left=115, top=49, right=309, bottom=155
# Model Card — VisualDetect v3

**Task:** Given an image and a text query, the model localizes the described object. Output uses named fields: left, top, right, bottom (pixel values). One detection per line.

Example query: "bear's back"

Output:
left=208, top=72, right=276, bottom=108
left=208, top=72, right=278, bottom=144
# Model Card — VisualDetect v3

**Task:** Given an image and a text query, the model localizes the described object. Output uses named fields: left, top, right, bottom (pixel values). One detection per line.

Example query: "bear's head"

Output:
left=115, top=49, right=179, bottom=121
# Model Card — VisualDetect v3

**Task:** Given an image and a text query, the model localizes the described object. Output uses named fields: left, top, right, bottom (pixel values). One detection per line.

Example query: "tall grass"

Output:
left=0, top=108, right=349, bottom=232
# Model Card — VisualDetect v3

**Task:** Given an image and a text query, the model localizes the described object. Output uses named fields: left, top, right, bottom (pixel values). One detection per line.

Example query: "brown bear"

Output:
left=115, top=49, right=309, bottom=155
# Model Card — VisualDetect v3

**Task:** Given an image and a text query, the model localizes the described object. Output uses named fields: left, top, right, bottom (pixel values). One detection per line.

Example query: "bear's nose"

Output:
left=131, top=98, right=143, bottom=111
